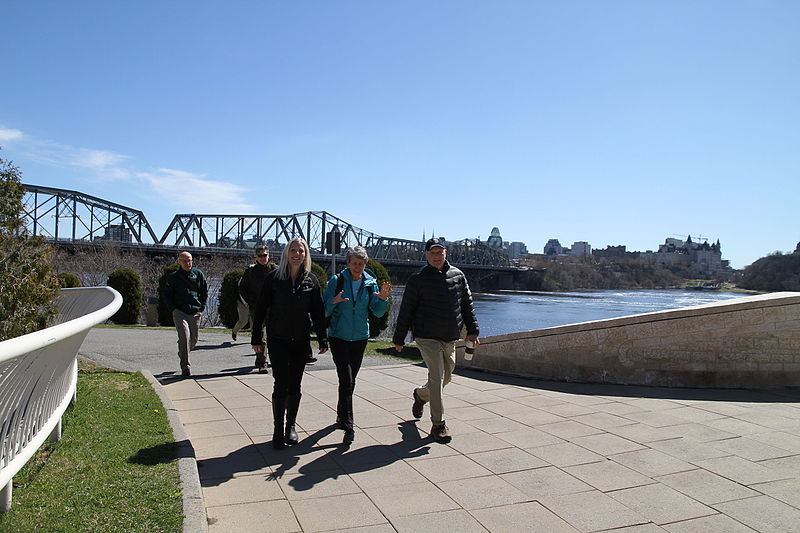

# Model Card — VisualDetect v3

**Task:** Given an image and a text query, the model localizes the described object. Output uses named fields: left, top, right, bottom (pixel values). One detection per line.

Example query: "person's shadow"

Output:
left=285, top=420, right=431, bottom=491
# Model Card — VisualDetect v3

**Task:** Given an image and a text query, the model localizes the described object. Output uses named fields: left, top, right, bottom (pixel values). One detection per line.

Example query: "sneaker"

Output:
left=257, top=365, right=269, bottom=374
left=430, top=422, right=451, bottom=444
left=306, top=356, right=317, bottom=365
left=343, top=428, right=355, bottom=444
left=412, top=389, right=425, bottom=419
left=181, top=369, right=191, bottom=377
left=232, top=331, right=237, bottom=341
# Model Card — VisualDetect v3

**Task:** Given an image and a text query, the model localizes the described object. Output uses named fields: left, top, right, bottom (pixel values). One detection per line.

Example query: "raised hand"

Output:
left=333, top=290, right=349, bottom=304
left=375, top=281, right=392, bottom=300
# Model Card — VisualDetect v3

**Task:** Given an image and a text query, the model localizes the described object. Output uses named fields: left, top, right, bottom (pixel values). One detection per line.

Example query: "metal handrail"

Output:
left=0, top=287, right=122, bottom=512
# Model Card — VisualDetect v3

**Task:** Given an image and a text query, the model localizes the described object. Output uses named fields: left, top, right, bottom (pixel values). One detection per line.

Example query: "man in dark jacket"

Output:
left=393, top=238, right=480, bottom=443
left=163, top=251, right=208, bottom=377
left=239, top=246, right=276, bottom=372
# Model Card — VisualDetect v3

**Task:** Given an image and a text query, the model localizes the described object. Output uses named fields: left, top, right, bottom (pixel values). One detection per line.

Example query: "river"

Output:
left=382, top=288, right=743, bottom=340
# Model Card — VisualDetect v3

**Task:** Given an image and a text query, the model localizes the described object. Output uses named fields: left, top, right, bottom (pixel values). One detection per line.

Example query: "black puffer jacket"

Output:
left=251, top=270, right=328, bottom=349
left=392, top=261, right=479, bottom=345
left=239, top=261, right=276, bottom=307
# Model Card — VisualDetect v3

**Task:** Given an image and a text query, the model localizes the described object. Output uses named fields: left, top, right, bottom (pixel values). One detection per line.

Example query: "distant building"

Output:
left=570, top=241, right=592, bottom=257
left=543, top=239, right=564, bottom=255
left=486, top=227, right=503, bottom=248
left=102, top=224, right=132, bottom=242
left=652, top=235, right=725, bottom=274
left=508, top=241, right=528, bottom=259
left=593, top=245, right=626, bottom=258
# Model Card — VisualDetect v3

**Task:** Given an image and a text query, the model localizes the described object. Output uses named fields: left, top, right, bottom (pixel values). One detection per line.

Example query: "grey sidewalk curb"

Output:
left=141, top=369, right=208, bottom=533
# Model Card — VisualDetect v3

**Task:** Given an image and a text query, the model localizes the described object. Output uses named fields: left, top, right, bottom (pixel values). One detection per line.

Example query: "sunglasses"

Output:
left=256, top=253, right=269, bottom=258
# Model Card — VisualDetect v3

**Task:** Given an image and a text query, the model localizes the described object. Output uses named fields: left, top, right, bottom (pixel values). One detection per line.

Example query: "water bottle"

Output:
left=464, top=339, right=476, bottom=361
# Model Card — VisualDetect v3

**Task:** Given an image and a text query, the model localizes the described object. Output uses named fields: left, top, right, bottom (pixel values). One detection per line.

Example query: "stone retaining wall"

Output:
left=458, top=292, right=800, bottom=388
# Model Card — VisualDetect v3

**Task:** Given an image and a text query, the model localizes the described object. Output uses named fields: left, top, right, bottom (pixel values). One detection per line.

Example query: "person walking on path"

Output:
left=239, top=246, right=276, bottom=372
left=231, top=296, right=249, bottom=342
left=392, top=238, right=479, bottom=443
left=323, top=246, right=391, bottom=444
left=251, top=237, right=328, bottom=449
left=163, top=251, right=208, bottom=377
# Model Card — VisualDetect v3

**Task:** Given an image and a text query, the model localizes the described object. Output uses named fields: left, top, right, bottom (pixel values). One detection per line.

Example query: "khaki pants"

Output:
left=173, top=309, right=200, bottom=372
left=232, top=300, right=249, bottom=336
left=414, top=338, right=456, bottom=425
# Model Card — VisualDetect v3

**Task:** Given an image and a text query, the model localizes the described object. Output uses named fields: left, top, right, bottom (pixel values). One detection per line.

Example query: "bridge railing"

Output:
left=0, top=287, right=122, bottom=512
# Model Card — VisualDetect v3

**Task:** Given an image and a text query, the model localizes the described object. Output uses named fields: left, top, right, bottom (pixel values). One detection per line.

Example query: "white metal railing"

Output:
left=0, top=287, right=121, bottom=512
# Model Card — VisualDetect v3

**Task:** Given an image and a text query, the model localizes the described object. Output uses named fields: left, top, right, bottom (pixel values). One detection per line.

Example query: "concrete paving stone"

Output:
left=662, top=513, right=758, bottom=533
left=693, top=455, right=793, bottom=485
left=466, top=416, right=531, bottom=434
left=611, top=448, right=697, bottom=477
left=370, top=396, right=417, bottom=413
left=437, top=474, right=529, bottom=510
left=495, top=427, right=566, bottom=448
left=257, top=446, right=346, bottom=477
left=346, top=458, right=428, bottom=488
left=202, top=472, right=285, bottom=506
left=572, top=412, right=639, bottom=430
left=331, top=443, right=407, bottom=470
left=197, top=450, right=272, bottom=481
left=331, top=525, right=398, bottom=533
left=609, top=483, right=717, bottom=525
left=537, top=419, right=605, bottom=439
left=710, top=436, right=796, bottom=461
left=480, top=399, right=539, bottom=416
left=539, top=489, right=648, bottom=531
left=747, top=430, right=800, bottom=453
left=163, top=379, right=211, bottom=400
left=713, top=494, right=800, bottom=533
left=501, top=465, right=594, bottom=498
left=449, top=391, right=507, bottom=405
left=506, top=408, right=567, bottom=426
left=199, top=378, right=258, bottom=396
left=648, top=437, right=731, bottom=463
left=229, top=405, right=271, bottom=420
left=408, top=453, right=494, bottom=482
left=692, top=402, right=752, bottom=417
left=513, top=393, right=572, bottom=409
left=612, top=524, right=669, bottom=532
left=217, top=393, right=272, bottom=409
left=445, top=430, right=514, bottom=455
left=236, top=417, right=272, bottom=438
left=570, top=432, right=646, bottom=456
left=666, top=423, right=738, bottom=443
left=593, top=401, right=651, bottom=416
left=608, top=423, right=686, bottom=445
left=355, top=387, right=406, bottom=402
left=191, top=433, right=255, bottom=460
left=758, top=454, right=800, bottom=476
left=172, top=396, right=224, bottom=410
left=178, top=406, right=233, bottom=424
left=390, top=508, right=489, bottom=533
left=361, top=422, right=426, bottom=445
left=705, top=417, right=773, bottom=436
left=470, top=501, right=580, bottom=533
left=660, top=406, right=727, bottom=423
left=206, top=499, right=300, bottom=533
left=564, top=459, right=655, bottom=492
left=184, top=418, right=247, bottom=440
left=363, top=480, right=459, bottom=517
left=622, top=397, right=686, bottom=411
left=277, top=468, right=362, bottom=501
left=525, top=441, right=604, bottom=468
left=347, top=408, right=404, bottom=429
left=489, top=385, right=543, bottom=399
left=291, top=493, right=388, bottom=532
left=469, top=447, right=548, bottom=474
left=445, top=405, right=499, bottom=421
left=622, top=410, right=691, bottom=428
left=750, top=478, right=800, bottom=508
left=655, top=469, right=759, bottom=505
left=401, top=440, right=461, bottom=461
left=546, top=402, right=600, bottom=417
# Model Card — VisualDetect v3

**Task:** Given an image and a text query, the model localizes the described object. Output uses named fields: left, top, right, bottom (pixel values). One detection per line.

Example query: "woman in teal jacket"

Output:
left=324, top=246, right=391, bottom=444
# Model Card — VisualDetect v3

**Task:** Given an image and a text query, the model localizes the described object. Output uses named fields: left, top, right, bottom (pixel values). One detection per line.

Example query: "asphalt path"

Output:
left=78, top=327, right=409, bottom=380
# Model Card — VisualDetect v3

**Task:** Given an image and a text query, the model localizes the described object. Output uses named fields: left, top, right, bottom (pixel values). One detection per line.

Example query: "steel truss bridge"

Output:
left=21, top=184, right=512, bottom=268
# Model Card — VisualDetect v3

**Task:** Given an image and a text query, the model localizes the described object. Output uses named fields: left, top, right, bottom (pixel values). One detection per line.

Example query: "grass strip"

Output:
left=0, top=363, right=182, bottom=533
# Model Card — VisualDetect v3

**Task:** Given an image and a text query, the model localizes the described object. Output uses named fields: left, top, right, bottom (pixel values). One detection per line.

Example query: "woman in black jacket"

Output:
left=252, top=237, right=328, bottom=449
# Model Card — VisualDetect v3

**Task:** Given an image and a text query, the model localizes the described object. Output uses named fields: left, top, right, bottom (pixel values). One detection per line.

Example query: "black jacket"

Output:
left=251, top=270, right=328, bottom=348
left=239, top=261, right=276, bottom=307
left=392, top=261, right=479, bottom=345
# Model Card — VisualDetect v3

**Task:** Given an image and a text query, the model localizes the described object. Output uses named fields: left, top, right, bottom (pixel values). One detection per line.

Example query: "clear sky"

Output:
left=2, top=1, right=798, bottom=269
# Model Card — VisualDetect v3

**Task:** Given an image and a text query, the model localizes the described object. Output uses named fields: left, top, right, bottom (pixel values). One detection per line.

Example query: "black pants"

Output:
left=330, top=337, right=368, bottom=430
left=267, top=338, right=309, bottom=400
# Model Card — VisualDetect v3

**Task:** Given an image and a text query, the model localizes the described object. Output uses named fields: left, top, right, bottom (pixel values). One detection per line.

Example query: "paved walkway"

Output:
left=84, top=329, right=800, bottom=532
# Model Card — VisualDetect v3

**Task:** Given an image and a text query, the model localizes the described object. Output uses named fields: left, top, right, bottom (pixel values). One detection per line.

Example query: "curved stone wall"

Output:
left=458, top=292, right=800, bottom=389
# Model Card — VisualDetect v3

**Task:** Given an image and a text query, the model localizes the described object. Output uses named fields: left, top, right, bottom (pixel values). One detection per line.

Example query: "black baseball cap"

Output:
left=425, top=238, right=447, bottom=251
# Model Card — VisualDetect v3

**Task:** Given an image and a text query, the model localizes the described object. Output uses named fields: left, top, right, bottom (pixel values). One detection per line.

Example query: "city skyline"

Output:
left=3, top=2, right=799, bottom=269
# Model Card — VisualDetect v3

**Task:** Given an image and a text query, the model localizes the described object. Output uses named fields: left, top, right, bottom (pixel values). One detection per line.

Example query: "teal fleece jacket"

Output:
left=323, top=268, right=389, bottom=341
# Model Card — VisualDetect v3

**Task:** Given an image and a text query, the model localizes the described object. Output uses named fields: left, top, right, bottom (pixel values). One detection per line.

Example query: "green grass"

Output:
left=0, top=363, right=182, bottom=533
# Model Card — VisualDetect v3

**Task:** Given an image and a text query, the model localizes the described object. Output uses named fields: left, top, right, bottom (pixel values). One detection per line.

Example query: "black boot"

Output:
left=285, top=394, right=301, bottom=445
left=271, top=395, right=286, bottom=449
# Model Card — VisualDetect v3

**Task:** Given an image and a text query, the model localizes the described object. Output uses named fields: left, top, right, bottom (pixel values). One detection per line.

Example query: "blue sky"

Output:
left=2, top=1, right=798, bottom=269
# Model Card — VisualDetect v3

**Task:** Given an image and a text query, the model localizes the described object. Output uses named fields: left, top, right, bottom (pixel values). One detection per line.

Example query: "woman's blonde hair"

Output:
left=275, top=237, right=312, bottom=280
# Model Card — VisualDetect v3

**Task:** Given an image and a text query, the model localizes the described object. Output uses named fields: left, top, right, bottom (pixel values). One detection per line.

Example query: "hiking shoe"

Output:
left=343, top=428, right=355, bottom=444
left=232, top=331, right=237, bottom=341
left=430, top=423, right=451, bottom=444
left=181, top=369, right=191, bottom=377
left=306, top=356, right=317, bottom=365
left=412, top=389, right=425, bottom=419
left=257, top=365, right=269, bottom=374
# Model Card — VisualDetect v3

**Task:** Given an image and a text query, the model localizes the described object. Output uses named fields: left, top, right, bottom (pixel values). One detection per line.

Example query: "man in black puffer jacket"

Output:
left=393, top=238, right=479, bottom=443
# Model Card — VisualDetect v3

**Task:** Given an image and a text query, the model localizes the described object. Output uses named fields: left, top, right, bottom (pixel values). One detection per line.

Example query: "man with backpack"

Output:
left=163, top=251, right=208, bottom=377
